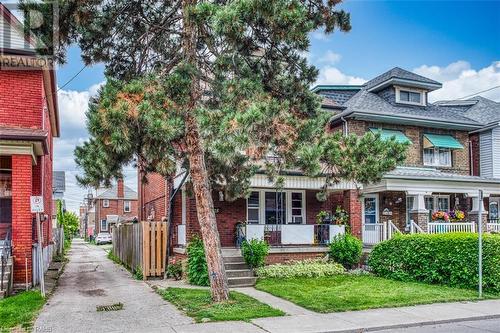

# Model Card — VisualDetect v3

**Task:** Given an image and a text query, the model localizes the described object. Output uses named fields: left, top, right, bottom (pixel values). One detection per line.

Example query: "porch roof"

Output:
left=364, top=167, right=500, bottom=196
left=250, top=173, right=357, bottom=191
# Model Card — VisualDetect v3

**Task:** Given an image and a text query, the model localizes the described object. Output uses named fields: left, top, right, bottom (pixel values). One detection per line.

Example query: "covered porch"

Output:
left=361, top=167, right=500, bottom=245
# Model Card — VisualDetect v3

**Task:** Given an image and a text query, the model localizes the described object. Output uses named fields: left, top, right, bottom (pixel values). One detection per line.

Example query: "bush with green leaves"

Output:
left=186, top=236, right=209, bottom=286
left=256, top=259, right=345, bottom=279
left=368, top=233, right=500, bottom=292
left=166, top=261, right=183, bottom=280
left=241, top=239, right=270, bottom=268
left=329, top=234, right=362, bottom=269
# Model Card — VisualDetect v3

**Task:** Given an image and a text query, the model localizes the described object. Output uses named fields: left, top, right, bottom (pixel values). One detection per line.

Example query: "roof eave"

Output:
left=469, top=121, right=500, bottom=134
left=367, top=78, right=442, bottom=93
left=312, top=85, right=364, bottom=93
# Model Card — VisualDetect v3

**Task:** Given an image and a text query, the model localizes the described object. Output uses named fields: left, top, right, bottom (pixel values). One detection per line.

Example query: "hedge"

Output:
left=368, top=233, right=500, bottom=293
left=256, top=259, right=345, bottom=279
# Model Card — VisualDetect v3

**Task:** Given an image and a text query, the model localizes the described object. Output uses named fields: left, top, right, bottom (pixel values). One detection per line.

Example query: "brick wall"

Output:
left=470, top=133, right=480, bottom=176
left=11, top=155, right=33, bottom=284
left=378, top=191, right=407, bottom=230
left=142, top=173, right=168, bottom=220
left=95, top=198, right=138, bottom=233
left=347, top=120, right=470, bottom=175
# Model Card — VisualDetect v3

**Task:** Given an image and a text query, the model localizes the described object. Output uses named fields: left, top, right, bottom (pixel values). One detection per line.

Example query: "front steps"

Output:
left=222, top=250, right=257, bottom=287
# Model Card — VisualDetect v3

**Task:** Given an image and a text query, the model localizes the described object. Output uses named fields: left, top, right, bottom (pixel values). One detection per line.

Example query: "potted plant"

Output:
left=331, top=206, right=347, bottom=238
left=316, top=210, right=332, bottom=224
left=431, top=211, right=450, bottom=222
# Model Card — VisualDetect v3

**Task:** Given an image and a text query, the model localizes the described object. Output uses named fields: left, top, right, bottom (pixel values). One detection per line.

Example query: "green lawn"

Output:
left=158, top=288, right=284, bottom=322
left=256, top=275, right=495, bottom=313
left=0, top=291, right=45, bottom=331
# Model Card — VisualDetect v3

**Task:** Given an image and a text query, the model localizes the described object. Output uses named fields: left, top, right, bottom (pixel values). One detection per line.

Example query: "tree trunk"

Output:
left=181, top=0, right=230, bottom=302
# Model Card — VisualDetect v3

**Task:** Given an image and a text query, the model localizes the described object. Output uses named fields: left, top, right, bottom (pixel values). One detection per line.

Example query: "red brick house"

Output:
left=0, top=4, right=59, bottom=288
left=140, top=67, right=500, bottom=264
left=93, top=179, right=138, bottom=235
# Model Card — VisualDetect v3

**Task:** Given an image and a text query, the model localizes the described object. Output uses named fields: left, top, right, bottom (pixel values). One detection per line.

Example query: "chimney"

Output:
left=117, top=178, right=124, bottom=198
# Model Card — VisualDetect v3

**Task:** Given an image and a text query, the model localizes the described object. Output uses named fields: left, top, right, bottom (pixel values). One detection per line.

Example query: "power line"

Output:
left=457, top=85, right=500, bottom=100
left=57, top=64, right=88, bottom=92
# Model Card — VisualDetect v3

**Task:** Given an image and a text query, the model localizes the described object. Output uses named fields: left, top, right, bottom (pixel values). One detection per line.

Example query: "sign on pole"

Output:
left=478, top=189, right=483, bottom=298
left=30, top=196, right=44, bottom=213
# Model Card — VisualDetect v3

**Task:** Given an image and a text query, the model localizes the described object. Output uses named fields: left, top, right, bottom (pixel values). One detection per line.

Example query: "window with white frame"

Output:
left=246, top=190, right=305, bottom=225
left=100, top=219, right=108, bottom=231
left=102, top=199, right=109, bottom=208
left=395, top=86, right=426, bottom=106
left=246, top=191, right=260, bottom=224
left=124, top=200, right=131, bottom=212
left=423, top=147, right=452, bottom=167
left=425, top=195, right=450, bottom=212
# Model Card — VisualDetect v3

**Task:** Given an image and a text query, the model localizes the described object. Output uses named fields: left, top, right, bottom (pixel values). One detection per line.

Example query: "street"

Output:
left=373, top=318, right=500, bottom=333
left=34, top=239, right=192, bottom=333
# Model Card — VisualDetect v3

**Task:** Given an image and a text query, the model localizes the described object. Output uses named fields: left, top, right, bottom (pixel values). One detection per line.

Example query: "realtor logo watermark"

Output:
left=0, top=2, right=58, bottom=69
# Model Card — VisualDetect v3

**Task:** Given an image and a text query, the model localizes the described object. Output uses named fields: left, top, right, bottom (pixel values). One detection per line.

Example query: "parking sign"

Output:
left=30, top=196, right=44, bottom=213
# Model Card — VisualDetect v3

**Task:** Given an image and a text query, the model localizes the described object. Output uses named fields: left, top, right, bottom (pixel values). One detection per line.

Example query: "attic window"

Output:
left=395, top=86, right=426, bottom=106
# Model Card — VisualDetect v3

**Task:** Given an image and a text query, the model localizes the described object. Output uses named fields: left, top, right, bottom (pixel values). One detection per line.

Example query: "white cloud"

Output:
left=414, top=61, right=500, bottom=102
left=317, top=50, right=342, bottom=65
left=310, top=30, right=330, bottom=41
left=54, top=82, right=138, bottom=214
left=315, top=66, right=366, bottom=85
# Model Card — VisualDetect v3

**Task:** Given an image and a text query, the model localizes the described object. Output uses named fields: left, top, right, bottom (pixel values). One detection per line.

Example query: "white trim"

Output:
left=100, top=219, right=108, bottom=232
left=423, top=147, right=452, bottom=167
left=250, top=174, right=356, bottom=190
left=102, top=199, right=109, bottom=208
left=362, top=194, right=379, bottom=224
left=395, top=85, right=426, bottom=106
left=181, top=189, right=186, bottom=225
left=0, top=142, right=37, bottom=164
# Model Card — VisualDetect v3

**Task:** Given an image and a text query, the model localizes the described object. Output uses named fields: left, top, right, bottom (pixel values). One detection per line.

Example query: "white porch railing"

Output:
left=387, top=221, right=402, bottom=240
left=428, top=222, right=476, bottom=234
left=177, top=224, right=186, bottom=246
left=243, top=224, right=345, bottom=245
left=362, top=223, right=385, bottom=245
left=410, top=220, right=424, bottom=234
left=487, top=222, right=500, bottom=233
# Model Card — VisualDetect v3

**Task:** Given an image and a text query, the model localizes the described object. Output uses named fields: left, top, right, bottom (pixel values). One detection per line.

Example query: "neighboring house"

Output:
left=52, top=171, right=65, bottom=227
left=94, top=179, right=138, bottom=234
left=140, top=66, right=500, bottom=264
left=79, top=203, right=96, bottom=238
left=0, top=4, right=60, bottom=288
left=318, top=67, right=500, bottom=238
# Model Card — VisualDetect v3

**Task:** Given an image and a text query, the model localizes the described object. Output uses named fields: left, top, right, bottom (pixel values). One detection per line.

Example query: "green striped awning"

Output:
left=369, top=128, right=412, bottom=144
left=423, top=134, right=464, bottom=149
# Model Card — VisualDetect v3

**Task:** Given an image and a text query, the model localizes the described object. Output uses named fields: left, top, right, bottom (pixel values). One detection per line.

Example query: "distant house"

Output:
left=93, top=179, right=138, bottom=234
left=52, top=171, right=65, bottom=227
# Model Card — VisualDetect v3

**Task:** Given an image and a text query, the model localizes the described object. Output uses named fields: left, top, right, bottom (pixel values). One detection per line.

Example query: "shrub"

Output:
left=241, top=239, right=269, bottom=268
left=256, top=259, right=345, bottom=279
left=368, top=233, right=500, bottom=293
left=329, top=234, right=362, bottom=269
left=166, top=261, right=183, bottom=280
left=133, top=266, right=143, bottom=280
left=186, top=236, right=209, bottom=286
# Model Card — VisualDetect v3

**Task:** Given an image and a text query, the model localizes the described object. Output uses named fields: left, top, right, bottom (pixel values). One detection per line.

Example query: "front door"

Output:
left=362, top=194, right=381, bottom=245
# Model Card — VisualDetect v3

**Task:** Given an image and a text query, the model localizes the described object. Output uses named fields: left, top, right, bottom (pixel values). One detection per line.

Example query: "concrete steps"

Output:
left=222, top=249, right=256, bottom=287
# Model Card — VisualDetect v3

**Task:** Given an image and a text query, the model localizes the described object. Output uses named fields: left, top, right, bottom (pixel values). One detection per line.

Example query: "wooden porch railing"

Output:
left=428, top=222, right=476, bottom=234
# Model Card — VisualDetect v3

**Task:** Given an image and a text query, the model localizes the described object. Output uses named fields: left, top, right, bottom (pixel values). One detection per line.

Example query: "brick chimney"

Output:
left=117, top=178, right=124, bottom=198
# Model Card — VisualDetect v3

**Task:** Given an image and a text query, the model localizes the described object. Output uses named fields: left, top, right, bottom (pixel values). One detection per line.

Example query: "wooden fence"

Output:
left=112, top=221, right=168, bottom=279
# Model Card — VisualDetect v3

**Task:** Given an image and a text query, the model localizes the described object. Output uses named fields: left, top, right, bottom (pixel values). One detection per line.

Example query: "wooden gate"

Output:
left=142, top=221, right=168, bottom=279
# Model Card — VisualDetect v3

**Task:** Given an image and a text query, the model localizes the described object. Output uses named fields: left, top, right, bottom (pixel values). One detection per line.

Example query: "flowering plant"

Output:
left=432, top=211, right=450, bottom=221
left=448, top=210, right=465, bottom=222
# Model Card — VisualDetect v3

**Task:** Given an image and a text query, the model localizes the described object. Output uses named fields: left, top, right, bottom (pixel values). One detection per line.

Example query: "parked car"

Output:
left=95, top=233, right=112, bottom=245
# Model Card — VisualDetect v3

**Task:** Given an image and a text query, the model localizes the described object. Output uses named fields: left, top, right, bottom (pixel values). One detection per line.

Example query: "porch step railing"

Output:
left=487, top=221, right=500, bottom=233
left=428, top=222, right=475, bottom=234
left=241, top=224, right=345, bottom=246
left=410, top=220, right=424, bottom=234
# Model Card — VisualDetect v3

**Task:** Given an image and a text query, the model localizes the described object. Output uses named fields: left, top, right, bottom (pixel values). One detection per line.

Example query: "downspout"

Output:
left=164, top=170, right=189, bottom=279
left=341, top=116, right=348, bottom=136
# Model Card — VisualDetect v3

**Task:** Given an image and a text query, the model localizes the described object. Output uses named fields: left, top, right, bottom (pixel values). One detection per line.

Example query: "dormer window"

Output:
left=395, top=86, right=426, bottom=106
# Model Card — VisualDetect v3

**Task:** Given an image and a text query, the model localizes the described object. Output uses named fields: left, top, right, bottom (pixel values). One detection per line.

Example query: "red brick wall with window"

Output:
left=95, top=198, right=138, bottom=233
left=469, top=133, right=480, bottom=176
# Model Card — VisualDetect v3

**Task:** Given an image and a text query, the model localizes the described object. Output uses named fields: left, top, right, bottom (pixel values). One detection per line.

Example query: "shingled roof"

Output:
left=364, top=67, right=442, bottom=91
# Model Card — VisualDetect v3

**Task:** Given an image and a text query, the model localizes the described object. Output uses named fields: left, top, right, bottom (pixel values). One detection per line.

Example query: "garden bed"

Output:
left=158, top=287, right=284, bottom=322
left=255, top=275, right=496, bottom=313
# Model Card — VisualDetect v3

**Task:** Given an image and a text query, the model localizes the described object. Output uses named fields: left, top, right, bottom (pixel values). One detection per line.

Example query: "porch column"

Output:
left=11, top=155, right=33, bottom=286
left=344, top=190, right=362, bottom=239
left=469, top=194, right=488, bottom=232
left=408, top=192, right=430, bottom=232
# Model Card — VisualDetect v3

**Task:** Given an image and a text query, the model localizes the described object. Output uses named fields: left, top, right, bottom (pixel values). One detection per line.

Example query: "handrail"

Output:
left=410, top=220, right=424, bottom=234
left=387, top=221, right=402, bottom=240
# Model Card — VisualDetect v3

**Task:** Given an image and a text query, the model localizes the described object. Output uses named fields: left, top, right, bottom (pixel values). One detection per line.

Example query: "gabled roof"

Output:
left=364, top=67, right=442, bottom=92
left=96, top=184, right=138, bottom=200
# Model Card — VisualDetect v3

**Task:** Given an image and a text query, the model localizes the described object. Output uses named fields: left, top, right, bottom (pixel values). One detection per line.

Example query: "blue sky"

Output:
left=51, top=0, right=500, bottom=212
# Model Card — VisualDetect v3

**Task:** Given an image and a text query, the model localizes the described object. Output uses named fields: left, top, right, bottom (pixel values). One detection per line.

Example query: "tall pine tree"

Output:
left=25, top=0, right=407, bottom=301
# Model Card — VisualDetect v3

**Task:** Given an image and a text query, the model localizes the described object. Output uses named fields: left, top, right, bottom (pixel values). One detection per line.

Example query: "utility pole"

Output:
left=478, top=189, right=483, bottom=298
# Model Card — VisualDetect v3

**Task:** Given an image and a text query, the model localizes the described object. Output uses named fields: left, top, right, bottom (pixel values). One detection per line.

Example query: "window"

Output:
left=102, top=199, right=109, bottom=208
left=100, top=219, right=108, bottom=231
left=395, top=86, right=426, bottom=106
left=246, top=190, right=306, bottom=225
left=246, top=191, right=260, bottom=224
left=423, top=148, right=452, bottom=167
left=290, top=192, right=304, bottom=224
left=124, top=200, right=131, bottom=212
left=490, top=202, right=498, bottom=220
left=425, top=195, right=450, bottom=212
left=406, top=196, right=415, bottom=229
